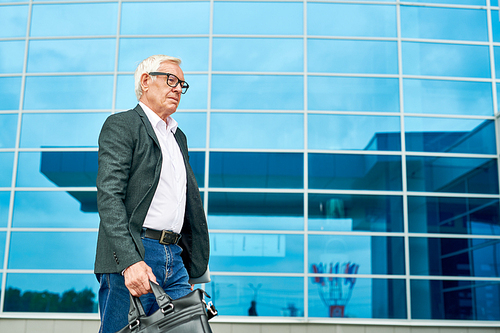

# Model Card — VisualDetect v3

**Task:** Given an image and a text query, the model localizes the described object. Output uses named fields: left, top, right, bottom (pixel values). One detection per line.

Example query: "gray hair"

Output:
left=134, top=55, right=182, bottom=100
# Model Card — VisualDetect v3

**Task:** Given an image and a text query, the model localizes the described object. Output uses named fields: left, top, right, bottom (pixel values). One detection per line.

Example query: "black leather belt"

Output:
left=143, top=228, right=181, bottom=245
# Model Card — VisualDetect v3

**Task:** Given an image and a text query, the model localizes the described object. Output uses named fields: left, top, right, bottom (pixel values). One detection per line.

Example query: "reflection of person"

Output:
left=94, top=55, right=210, bottom=333
left=248, top=300, right=258, bottom=316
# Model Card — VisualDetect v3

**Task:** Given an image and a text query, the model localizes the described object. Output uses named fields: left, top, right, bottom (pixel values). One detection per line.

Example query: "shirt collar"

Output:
left=139, top=101, right=178, bottom=134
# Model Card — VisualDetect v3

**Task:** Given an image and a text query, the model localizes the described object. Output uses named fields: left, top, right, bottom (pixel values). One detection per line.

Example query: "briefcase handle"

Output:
left=127, top=281, right=174, bottom=327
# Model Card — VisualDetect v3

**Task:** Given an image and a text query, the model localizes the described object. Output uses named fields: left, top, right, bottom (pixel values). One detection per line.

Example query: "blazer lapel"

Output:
left=133, top=104, right=160, bottom=148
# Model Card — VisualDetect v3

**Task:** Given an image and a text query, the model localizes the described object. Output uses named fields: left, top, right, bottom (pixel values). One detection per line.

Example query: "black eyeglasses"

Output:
left=148, top=72, right=189, bottom=94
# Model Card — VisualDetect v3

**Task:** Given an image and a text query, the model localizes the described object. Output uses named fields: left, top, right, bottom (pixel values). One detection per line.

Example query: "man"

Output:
left=94, top=55, right=210, bottom=333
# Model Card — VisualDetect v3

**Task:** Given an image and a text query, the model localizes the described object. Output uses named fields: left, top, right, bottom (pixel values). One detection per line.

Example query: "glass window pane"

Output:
left=212, top=38, right=303, bottom=72
left=408, top=196, right=500, bottom=235
left=405, top=117, right=495, bottom=154
left=179, top=74, right=208, bottom=110
left=8, top=231, right=96, bottom=269
left=308, top=76, right=399, bottom=112
left=409, top=0, right=484, bottom=5
left=211, top=75, right=303, bottom=110
left=491, top=10, right=500, bottom=43
left=209, top=275, right=304, bottom=317
left=0, top=77, right=22, bottom=110
left=0, top=153, right=14, bottom=187
left=20, top=113, right=108, bottom=148
left=309, top=153, right=402, bottom=191
left=209, top=152, right=303, bottom=189
left=209, top=233, right=303, bottom=273
left=121, top=2, right=209, bottom=35
left=309, top=235, right=405, bottom=275
left=308, top=40, right=398, bottom=74
left=0, top=113, right=18, bottom=148
left=27, top=39, right=116, bottom=73
left=16, top=151, right=98, bottom=188
left=13, top=191, right=98, bottom=228
left=308, top=114, right=401, bottom=151
left=410, top=237, right=500, bottom=277
left=210, top=113, right=303, bottom=149
left=308, top=194, right=404, bottom=232
left=0, top=192, right=9, bottom=227
left=0, top=5, right=28, bottom=38
left=188, top=152, right=205, bottom=187
left=401, top=6, right=488, bottom=41
left=172, top=112, right=206, bottom=149
left=5, top=273, right=98, bottom=313
left=0, top=41, right=25, bottom=74
left=115, top=74, right=137, bottom=111
left=406, top=156, right=499, bottom=194
left=402, top=42, right=490, bottom=78
left=118, top=38, right=209, bottom=72
left=308, top=4, right=396, bottom=37
left=403, top=79, right=493, bottom=116
left=208, top=192, right=303, bottom=230
left=30, top=3, right=118, bottom=37
left=0, top=232, right=5, bottom=267
left=411, top=279, right=500, bottom=320
left=213, top=2, right=302, bottom=35
left=309, top=278, right=407, bottom=319
left=24, top=75, right=114, bottom=110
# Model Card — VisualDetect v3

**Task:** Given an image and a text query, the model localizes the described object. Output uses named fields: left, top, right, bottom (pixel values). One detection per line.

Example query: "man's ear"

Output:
left=140, top=73, right=150, bottom=93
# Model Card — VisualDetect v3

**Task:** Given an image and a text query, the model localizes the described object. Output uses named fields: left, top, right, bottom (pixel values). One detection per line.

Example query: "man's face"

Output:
left=140, top=61, right=184, bottom=119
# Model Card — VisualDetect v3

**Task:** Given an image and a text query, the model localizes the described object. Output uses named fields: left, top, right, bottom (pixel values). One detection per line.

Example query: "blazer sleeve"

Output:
left=96, top=114, right=143, bottom=272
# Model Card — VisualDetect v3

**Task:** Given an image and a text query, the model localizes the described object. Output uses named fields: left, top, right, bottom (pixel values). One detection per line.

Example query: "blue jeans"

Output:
left=97, top=237, right=191, bottom=333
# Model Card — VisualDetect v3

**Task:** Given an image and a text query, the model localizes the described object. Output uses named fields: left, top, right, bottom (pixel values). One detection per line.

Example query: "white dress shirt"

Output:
left=140, top=102, right=187, bottom=234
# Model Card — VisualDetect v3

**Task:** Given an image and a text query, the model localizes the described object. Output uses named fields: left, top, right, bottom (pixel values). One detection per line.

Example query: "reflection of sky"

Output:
left=0, top=192, right=9, bottom=227
left=12, top=191, right=98, bottom=228
left=208, top=215, right=303, bottom=231
left=0, top=114, right=18, bottom=148
left=0, top=153, right=14, bottom=187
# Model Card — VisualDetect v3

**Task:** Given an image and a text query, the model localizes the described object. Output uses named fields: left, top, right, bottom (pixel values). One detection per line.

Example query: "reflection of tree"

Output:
left=4, top=287, right=96, bottom=313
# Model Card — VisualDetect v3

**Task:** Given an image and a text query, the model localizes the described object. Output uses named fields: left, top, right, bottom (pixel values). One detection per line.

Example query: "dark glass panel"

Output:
left=208, top=275, right=304, bottom=317
left=309, top=278, right=406, bottom=319
left=8, top=232, right=96, bottom=269
left=209, top=233, right=303, bottom=273
left=309, top=235, right=405, bottom=275
left=309, top=194, right=403, bottom=232
left=411, top=279, right=500, bottom=320
left=308, top=114, right=401, bottom=151
left=308, top=153, right=402, bottom=191
left=208, top=192, right=303, bottom=230
left=406, top=156, right=499, bottom=194
left=5, top=273, right=98, bottom=313
left=209, top=152, right=303, bottom=189
left=405, top=117, right=496, bottom=154
left=188, top=152, right=205, bottom=187
left=308, top=76, right=399, bottom=112
left=408, top=196, right=500, bottom=235
left=410, top=237, right=500, bottom=277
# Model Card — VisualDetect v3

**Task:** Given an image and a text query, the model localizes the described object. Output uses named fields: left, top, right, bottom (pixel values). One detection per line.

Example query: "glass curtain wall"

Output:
left=0, top=0, right=500, bottom=323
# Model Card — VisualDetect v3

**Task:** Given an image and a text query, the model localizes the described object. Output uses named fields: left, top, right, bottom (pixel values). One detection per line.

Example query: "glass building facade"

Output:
left=1, top=0, right=500, bottom=324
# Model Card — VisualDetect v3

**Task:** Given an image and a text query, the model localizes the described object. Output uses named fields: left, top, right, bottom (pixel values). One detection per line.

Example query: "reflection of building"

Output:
left=2, top=1, right=500, bottom=332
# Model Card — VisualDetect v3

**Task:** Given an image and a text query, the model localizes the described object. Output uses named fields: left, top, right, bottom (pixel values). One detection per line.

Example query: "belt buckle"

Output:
left=160, top=230, right=179, bottom=245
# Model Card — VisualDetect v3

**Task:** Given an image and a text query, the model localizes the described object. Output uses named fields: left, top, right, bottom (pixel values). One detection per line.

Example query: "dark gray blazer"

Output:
left=94, top=104, right=209, bottom=280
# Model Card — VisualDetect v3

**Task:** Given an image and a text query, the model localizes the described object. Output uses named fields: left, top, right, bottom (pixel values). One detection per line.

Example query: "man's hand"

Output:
left=123, top=261, right=157, bottom=297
